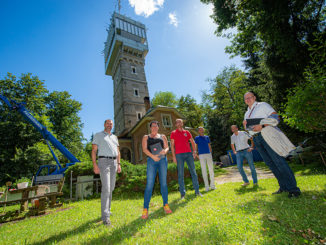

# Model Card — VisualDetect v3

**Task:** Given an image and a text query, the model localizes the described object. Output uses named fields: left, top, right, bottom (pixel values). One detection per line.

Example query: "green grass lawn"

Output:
left=1, top=172, right=326, bottom=245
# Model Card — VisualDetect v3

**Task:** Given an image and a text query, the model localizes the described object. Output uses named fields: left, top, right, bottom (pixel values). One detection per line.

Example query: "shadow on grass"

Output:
left=31, top=217, right=102, bottom=245
left=174, top=223, right=230, bottom=244
left=234, top=185, right=266, bottom=195
left=83, top=194, right=197, bottom=244
left=235, top=189, right=326, bottom=244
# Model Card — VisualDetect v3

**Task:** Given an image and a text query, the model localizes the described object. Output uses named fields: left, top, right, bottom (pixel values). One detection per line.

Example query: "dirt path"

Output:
left=215, top=165, right=274, bottom=184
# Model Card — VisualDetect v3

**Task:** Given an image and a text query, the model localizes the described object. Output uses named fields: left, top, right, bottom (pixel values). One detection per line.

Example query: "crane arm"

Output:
left=0, top=95, right=80, bottom=165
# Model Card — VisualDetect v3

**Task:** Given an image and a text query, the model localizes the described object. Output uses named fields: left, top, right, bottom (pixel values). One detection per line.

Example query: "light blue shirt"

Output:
left=92, top=131, right=119, bottom=157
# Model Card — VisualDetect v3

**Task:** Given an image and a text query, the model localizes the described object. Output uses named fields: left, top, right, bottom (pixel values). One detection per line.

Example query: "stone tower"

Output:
left=104, top=12, right=150, bottom=136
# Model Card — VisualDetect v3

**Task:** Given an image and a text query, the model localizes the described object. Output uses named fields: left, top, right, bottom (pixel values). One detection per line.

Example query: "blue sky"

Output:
left=0, top=0, right=242, bottom=141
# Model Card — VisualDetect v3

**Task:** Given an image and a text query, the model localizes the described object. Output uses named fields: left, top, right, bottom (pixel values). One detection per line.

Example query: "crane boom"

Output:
left=0, top=95, right=80, bottom=180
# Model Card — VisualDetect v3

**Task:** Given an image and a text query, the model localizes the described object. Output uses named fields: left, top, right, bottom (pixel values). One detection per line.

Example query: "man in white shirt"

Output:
left=231, top=125, right=258, bottom=186
left=243, top=92, right=301, bottom=198
left=92, top=119, right=121, bottom=226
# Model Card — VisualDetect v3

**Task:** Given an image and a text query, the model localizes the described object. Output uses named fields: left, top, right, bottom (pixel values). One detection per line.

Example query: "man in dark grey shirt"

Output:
left=92, top=119, right=121, bottom=226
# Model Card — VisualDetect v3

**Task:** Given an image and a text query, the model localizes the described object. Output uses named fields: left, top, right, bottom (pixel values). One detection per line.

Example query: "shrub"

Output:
left=65, top=159, right=204, bottom=194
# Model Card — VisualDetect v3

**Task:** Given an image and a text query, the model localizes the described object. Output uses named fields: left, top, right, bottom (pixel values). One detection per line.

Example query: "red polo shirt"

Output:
left=170, top=129, right=192, bottom=154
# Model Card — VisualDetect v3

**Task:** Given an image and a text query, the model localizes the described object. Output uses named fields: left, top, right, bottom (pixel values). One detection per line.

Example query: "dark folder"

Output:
left=246, top=118, right=264, bottom=130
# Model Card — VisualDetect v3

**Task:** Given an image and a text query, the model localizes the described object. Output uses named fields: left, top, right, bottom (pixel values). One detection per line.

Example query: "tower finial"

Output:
left=118, top=0, right=121, bottom=13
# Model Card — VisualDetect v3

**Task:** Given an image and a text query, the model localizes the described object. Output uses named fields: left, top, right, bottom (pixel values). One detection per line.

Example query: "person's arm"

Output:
left=92, top=144, right=100, bottom=174
left=160, top=135, right=169, bottom=155
left=231, top=144, right=237, bottom=155
left=142, top=135, right=160, bottom=162
left=195, top=143, right=199, bottom=159
left=190, top=137, right=196, bottom=159
left=171, top=139, right=177, bottom=163
left=248, top=138, right=254, bottom=152
left=208, top=143, right=212, bottom=154
left=116, top=146, right=121, bottom=173
left=243, top=120, right=247, bottom=130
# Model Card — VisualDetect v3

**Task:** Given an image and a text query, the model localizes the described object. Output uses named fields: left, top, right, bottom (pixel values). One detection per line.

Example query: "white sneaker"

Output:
left=211, top=186, right=216, bottom=190
left=205, top=187, right=209, bottom=192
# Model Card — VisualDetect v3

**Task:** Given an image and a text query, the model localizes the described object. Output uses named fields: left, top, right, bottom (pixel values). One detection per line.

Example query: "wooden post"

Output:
left=70, top=171, right=73, bottom=200
left=81, top=183, right=84, bottom=201
left=299, top=154, right=304, bottom=166
left=320, top=152, right=326, bottom=167
left=21, top=190, right=29, bottom=212
left=3, top=186, right=8, bottom=212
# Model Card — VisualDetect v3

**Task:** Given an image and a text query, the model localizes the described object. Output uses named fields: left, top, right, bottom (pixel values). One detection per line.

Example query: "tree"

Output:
left=201, top=0, right=325, bottom=108
left=0, top=73, right=84, bottom=185
left=202, top=66, right=250, bottom=158
left=205, top=113, right=230, bottom=160
left=151, top=91, right=178, bottom=107
left=202, top=66, right=249, bottom=128
left=177, top=95, right=204, bottom=128
left=284, top=33, right=326, bottom=133
left=45, top=91, right=84, bottom=155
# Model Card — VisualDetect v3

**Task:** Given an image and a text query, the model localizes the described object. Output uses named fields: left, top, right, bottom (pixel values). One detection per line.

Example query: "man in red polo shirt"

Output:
left=171, top=119, right=202, bottom=199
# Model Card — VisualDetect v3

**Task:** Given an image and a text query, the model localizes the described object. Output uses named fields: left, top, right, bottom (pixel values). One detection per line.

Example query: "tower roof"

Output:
left=104, top=12, right=149, bottom=76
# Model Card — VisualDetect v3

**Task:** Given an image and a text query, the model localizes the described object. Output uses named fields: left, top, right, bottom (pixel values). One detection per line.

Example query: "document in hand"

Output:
left=149, top=142, right=163, bottom=155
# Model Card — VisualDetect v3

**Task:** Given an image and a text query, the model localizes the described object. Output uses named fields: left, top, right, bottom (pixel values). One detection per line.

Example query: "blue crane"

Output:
left=0, top=95, right=80, bottom=183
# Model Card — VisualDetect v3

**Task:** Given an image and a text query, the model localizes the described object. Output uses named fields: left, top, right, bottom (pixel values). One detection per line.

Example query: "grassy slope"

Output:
left=1, top=172, right=326, bottom=245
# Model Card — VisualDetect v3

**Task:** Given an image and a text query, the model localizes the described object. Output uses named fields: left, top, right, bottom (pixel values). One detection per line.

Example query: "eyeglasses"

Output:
left=244, top=96, right=254, bottom=101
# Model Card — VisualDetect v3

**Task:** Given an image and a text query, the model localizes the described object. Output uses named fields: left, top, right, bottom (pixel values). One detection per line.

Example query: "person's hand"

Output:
left=159, top=150, right=166, bottom=155
left=243, top=120, right=247, bottom=129
left=192, top=152, right=197, bottom=159
left=252, top=124, right=263, bottom=132
left=247, top=147, right=253, bottom=152
left=117, top=164, right=121, bottom=173
left=173, top=156, right=177, bottom=163
left=233, top=151, right=237, bottom=155
left=93, top=164, right=100, bottom=174
left=152, top=155, right=160, bottom=162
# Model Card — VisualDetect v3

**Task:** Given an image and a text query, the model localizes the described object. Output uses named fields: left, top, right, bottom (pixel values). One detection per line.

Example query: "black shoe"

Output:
left=288, top=192, right=301, bottom=198
left=272, top=189, right=284, bottom=195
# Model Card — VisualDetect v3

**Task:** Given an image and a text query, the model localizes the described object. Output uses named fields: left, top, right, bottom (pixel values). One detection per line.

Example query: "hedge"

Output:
left=65, top=159, right=204, bottom=194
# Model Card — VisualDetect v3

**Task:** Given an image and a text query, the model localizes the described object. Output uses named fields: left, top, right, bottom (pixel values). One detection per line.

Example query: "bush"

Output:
left=65, top=159, right=204, bottom=194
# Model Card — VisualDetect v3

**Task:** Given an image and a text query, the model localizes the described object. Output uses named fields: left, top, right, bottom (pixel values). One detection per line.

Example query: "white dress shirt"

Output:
left=231, top=131, right=251, bottom=151
left=244, top=101, right=276, bottom=135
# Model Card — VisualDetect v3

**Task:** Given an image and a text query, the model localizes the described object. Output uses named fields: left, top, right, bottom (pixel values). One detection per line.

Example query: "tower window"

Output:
left=131, top=66, right=137, bottom=74
left=137, top=112, right=142, bottom=120
left=134, top=88, right=139, bottom=97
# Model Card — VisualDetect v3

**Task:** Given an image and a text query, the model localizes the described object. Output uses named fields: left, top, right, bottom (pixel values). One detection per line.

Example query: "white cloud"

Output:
left=129, top=0, right=164, bottom=17
left=168, top=12, right=178, bottom=27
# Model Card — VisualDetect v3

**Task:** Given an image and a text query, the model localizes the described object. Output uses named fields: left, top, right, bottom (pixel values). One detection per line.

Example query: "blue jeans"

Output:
left=236, top=150, right=258, bottom=184
left=253, top=133, right=300, bottom=193
left=176, top=152, right=200, bottom=196
left=143, top=156, right=168, bottom=209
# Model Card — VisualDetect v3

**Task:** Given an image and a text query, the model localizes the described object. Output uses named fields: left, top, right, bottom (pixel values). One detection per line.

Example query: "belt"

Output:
left=238, top=148, right=249, bottom=152
left=98, top=156, right=116, bottom=159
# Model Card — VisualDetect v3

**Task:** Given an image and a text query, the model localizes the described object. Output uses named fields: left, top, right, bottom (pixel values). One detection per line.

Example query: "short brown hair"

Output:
left=149, top=120, right=160, bottom=127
